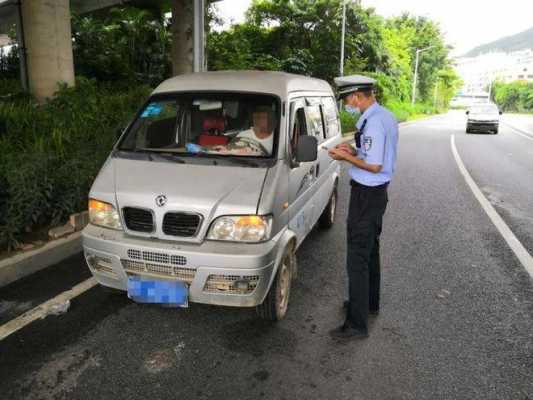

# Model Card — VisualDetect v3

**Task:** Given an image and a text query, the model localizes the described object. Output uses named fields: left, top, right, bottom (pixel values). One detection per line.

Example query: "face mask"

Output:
left=345, top=105, right=360, bottom=115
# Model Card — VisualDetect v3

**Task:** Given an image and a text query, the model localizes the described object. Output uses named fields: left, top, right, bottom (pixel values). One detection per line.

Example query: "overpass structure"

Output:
left=0, top=0, right=216, bottom=101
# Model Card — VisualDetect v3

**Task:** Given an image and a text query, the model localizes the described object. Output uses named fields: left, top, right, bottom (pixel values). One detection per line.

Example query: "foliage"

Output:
left=493, top=81, right=533, bottom=112
left=72, top=7, right=171, bottom=85
left=339, top=109, right=358, bottom=134
left=0, top=78, right=150, bottom=250
left=209, top=2, right=458, bottom=108
left=209, top=0, right=389, bottom=80
left=339, top=101, right=437, bottom=135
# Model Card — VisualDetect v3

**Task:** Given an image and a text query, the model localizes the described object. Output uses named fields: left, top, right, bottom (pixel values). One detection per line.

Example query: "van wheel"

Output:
left=318, top=185, right=337, bottom=229
left=256, top=246, right=294, bottom=321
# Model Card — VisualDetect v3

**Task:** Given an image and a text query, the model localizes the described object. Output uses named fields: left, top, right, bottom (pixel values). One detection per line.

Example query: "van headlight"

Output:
left=207, top=215, right=272, bottom=242
left=89, top=199, right=123, bottom=230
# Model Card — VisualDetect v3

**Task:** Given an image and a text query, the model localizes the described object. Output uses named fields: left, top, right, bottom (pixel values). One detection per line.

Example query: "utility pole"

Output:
left=339, top=0, right=346, bottom=76
left=411, top=45, right=434, bottom=105
left=193, top=0, right=205, bottom=72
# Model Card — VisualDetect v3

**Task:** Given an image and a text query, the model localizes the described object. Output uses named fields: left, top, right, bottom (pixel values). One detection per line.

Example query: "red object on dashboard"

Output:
left=198, top=117, right=229, bottom=146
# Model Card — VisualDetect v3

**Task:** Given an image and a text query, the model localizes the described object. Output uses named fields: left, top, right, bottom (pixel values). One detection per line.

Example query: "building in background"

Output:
left=455, top=49, right=533, bottom=96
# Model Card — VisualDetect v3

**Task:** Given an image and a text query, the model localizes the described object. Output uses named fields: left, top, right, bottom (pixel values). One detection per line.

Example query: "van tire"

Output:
left=318, top=185, right=337, bottom=229
left=256, top=246, right=294, bottom=321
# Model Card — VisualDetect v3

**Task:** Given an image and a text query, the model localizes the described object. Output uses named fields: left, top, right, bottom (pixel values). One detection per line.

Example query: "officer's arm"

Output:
left=342, top=155, right=382, bottom=173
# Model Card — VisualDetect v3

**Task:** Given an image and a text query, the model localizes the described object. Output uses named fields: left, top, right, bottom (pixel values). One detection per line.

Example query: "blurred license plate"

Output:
left=127, top=277, right=188, bottom=307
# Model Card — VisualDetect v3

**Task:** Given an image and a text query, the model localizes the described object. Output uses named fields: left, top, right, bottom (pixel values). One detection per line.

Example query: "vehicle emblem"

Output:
left=155, top=195, right=167, bottom=207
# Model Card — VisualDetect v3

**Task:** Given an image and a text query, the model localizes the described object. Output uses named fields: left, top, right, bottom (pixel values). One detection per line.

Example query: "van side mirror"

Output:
left=499, top=110, right=502, bottom=115
left=296, top=135, right=318, bottom=162
left=465, top=110, right=469, bottom=115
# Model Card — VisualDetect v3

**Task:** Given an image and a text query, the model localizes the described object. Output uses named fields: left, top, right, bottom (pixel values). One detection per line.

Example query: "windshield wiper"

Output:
left=129, top=148, right=187, bottom=164
left=221, top=156, right=260, bottom=167
left=149, top=152, right=186, bottom=164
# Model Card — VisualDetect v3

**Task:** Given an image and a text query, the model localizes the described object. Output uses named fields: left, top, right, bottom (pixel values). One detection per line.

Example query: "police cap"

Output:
left=334, top=74, right=376, bottom=100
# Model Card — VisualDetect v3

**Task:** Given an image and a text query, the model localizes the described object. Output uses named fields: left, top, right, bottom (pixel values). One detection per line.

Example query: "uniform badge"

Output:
left=363, top=136, right=372, bottom=152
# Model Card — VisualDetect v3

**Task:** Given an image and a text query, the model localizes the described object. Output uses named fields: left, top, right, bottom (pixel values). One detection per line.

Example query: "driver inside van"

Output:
left=208, top=106, right=274, bottom=156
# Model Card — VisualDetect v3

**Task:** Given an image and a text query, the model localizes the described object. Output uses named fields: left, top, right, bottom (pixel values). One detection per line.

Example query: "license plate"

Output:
left=127, top=276, right=188, bottom=307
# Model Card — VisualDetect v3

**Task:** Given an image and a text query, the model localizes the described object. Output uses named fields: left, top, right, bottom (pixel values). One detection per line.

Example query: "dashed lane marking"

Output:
left=451, top=134, right=533, bottom=279
left=0, top=277, right=97, bottom=341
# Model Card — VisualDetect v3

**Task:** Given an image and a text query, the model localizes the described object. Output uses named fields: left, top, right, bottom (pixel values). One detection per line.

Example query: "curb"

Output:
left=0, top=232, right=82, bottom=288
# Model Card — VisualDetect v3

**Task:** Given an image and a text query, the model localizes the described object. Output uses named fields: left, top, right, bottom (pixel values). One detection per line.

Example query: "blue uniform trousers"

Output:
left=345, top=180, right=388, bottom=332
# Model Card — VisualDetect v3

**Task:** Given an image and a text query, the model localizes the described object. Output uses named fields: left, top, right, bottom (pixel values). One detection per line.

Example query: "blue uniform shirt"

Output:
left=349, top=102, right=399, bottom=186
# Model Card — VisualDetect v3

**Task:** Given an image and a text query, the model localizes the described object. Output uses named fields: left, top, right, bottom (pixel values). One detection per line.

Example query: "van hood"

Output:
left=111, top=157, right=268, bottom=242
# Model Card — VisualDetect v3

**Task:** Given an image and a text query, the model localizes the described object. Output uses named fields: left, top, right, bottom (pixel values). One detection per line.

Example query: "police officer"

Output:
left=328, top=75, right=399, bottom=340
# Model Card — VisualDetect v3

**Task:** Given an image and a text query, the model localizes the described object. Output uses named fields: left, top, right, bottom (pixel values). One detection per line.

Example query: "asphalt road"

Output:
left=1, top=112, right=532, bottom=400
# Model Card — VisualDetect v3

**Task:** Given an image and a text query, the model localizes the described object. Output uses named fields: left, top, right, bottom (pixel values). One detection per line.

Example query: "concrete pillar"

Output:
left=171, top=0, right=194, bottom=76
left=21, top=0, right=75, bottom=101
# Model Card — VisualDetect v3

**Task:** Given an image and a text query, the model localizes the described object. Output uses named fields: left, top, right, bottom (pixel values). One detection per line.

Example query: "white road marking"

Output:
left=0, top=277, right=97, bottom=341
left=451, top=134, right=533, bottom=278
left=502, top=121, right=533, bottom=142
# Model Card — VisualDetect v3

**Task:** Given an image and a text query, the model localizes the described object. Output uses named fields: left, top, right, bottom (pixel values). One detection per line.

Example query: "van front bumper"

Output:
left=82, top=224, right=282, bottom=307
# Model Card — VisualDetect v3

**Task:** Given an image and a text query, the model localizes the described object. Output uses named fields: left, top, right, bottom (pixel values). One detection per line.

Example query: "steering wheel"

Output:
left=229, top=136, right=269, bottom=156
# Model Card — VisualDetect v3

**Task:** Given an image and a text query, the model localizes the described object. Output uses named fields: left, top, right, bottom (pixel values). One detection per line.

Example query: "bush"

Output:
left=0, top=78, right=151, bottom=250
left=339, top=100, right=437, bottom=135
left=386, top=100, right=437, bottom=122
left=493, top=81, right=533, bottom=113
left=339, top=109, right=358, bottom=134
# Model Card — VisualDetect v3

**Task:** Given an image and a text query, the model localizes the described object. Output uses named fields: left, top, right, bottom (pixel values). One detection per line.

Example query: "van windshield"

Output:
left=118, top=93, right=280, bottom=158
left=470, top=105, right=498, bottom=114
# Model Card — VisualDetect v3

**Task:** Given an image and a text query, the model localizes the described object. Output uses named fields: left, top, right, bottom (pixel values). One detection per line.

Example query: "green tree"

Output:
left=208, top=0, right=389, bottom=81
left=72, top=7, right=171, bottom=85
left=493, top=81, right=533, bottom=112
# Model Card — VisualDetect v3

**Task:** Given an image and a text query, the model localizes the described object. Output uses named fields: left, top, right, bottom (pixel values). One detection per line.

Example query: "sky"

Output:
left=215, top=0, right=533, bottom=57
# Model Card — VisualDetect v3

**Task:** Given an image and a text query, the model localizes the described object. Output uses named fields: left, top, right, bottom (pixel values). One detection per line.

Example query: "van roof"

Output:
left=152, top=70, right=333, bottom=97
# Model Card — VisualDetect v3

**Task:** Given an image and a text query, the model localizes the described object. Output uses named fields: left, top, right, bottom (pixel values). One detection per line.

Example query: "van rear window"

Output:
left=118, top=93, right=280, bottom=158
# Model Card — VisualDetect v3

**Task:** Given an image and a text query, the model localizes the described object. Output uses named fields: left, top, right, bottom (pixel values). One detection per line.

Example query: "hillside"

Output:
left=463, top=26, right=533, bottom=57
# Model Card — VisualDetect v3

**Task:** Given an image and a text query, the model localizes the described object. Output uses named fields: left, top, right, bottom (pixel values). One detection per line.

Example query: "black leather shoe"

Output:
left=329, top=324, right=369, bottom=340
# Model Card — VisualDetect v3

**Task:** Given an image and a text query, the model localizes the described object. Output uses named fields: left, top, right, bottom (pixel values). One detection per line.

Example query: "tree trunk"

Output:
left=171, top=0, right=194, bottom=76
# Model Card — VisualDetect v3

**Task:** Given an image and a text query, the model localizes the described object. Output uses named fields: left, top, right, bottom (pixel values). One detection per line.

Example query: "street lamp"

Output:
left=339, top=0, right=346, bottom=76
left=411, top=45, right=435, bottom=105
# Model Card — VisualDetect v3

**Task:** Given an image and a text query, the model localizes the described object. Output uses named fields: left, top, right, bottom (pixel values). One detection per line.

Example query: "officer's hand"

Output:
left=335, top=143, right=355, bottom=155
left=328, top=148, right=349, bottom=160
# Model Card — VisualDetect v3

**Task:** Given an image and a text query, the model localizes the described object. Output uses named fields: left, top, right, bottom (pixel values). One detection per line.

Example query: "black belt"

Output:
left=350, top=180, right=389, bottom=189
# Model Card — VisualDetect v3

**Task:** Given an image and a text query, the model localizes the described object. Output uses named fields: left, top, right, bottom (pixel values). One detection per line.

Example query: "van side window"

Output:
left=322, top=97, right=340, bottom=138
left=289, top=99, right=306, bottom=161
left=304, top=104, right=326, bottom=144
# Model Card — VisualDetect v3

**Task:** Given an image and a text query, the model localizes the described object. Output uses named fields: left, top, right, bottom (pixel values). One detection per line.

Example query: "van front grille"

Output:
left=123, top=207, right=153, bottom=233
left=122, top=259, right=195, bottom=283
left=126, top=249, right=187, bottom=266
left=163, top=212, right=201, bottom=237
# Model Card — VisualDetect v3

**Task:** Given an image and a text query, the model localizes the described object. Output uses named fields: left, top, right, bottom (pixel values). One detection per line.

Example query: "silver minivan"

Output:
left=82, top=71, right=342, bottom=320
